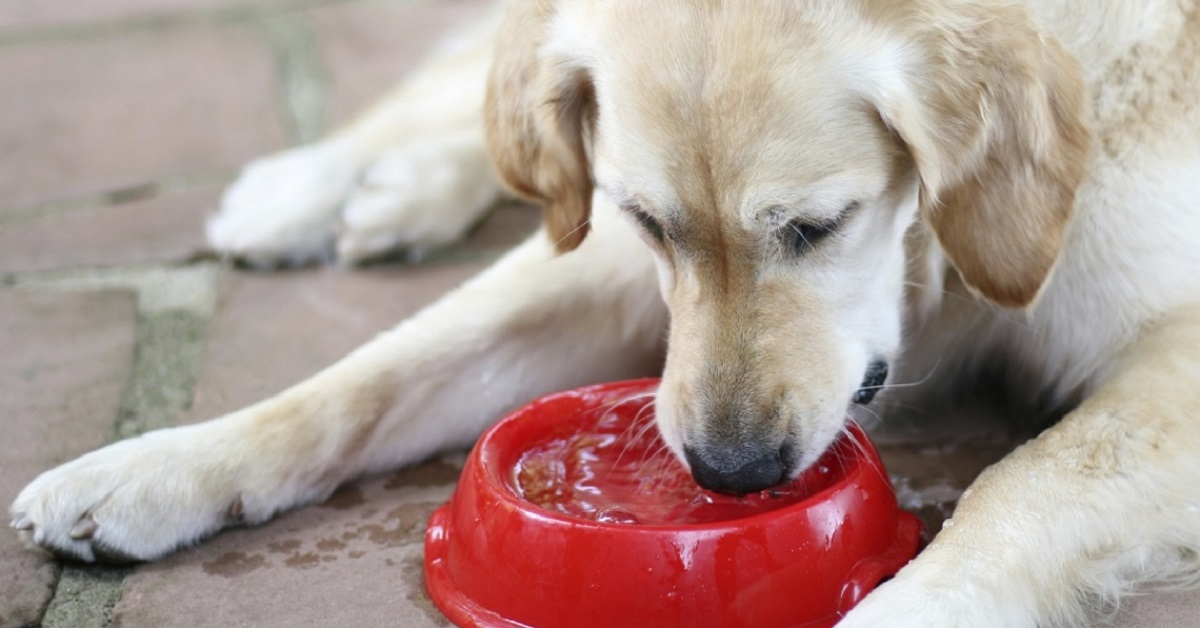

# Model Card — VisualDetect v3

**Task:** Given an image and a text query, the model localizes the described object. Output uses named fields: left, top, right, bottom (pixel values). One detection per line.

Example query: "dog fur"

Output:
left=12, top=0, right=1200, bottom=626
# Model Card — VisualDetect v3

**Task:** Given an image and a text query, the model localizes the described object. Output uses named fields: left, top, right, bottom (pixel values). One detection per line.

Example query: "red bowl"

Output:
left=425, top=379, right=921, bottom=628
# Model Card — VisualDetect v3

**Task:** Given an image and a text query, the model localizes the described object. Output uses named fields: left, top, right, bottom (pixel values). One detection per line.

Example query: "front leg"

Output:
left=11, top=201, right=666, bottom=563
left=208, top=11, right=503, bottom=266
left=840, top=306, right=1200, bottom=627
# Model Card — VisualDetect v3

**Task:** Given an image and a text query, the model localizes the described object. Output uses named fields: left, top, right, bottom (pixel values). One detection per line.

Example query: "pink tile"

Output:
left=183, top=263, right=486, bottom=423
left=0, top=185, right=215, bottom=272
left=309, top=0, right=491, bottom=129
left=0, top=25, right=285, bottom=212
left=1114, top=589, right=1200, bottom=628
left=113, top=467, right=456, bottom=628
left=0, top=0, right=282, bottom=32
left=0, top=291, right=137, bottom=628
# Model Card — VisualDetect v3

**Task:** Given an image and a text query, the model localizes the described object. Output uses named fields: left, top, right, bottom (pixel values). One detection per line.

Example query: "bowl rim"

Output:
left=473, top=378, right=892, bottom=534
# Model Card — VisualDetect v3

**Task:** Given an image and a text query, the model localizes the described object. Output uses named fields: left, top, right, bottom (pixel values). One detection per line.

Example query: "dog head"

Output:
left=487, top=0, right=1088, bottom=493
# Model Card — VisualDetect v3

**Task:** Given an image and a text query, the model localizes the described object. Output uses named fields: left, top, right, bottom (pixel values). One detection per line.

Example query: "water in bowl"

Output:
left=512, top=400, right=842, bottom=525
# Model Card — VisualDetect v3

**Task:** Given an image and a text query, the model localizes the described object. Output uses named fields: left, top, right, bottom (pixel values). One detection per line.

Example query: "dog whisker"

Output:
left=550, top=219, right=592, bottom=249
left=605, top=389, right=661, bottom=477
left=860, top=357, right=943, bottom=394
left=838, top=423, right=880, bottom=478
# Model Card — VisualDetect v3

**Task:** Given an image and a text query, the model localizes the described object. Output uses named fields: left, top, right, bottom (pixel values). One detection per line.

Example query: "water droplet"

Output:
left=595, top=506, right=640, bottom=525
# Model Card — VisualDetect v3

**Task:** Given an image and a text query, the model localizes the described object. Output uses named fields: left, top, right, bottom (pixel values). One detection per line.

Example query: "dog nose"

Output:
left=684, top=443, right=787, bottom=495
left=852, top=358, right=889, bottom=405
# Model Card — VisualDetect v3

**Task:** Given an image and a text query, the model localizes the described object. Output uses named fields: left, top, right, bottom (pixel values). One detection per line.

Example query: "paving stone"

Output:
left=0, top=185, right=216, bottom=273
left=878, top=442, right=1011, bottom=537
left=1113, top=590, right=1200, bottom=628
left=0, top=290, right=138, bottom=628
left=182, top=263, right=485, bottom=422
left=113, top=467, right=456, bottom=628
left=866, top=398, right=1016, bottom=536
left=0, top=24, right=285, bottom=213
left=111, top=263, right=490, bottom=627
left=0, top=0, right=304, bottom=32
left=309, top=0, right=490, bottom=129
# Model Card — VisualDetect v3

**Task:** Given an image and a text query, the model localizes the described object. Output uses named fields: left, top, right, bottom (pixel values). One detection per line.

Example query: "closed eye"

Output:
left=782, top=201, right=859, bottom=256
left=624, top=205, right=666, bottom=244
left=786, top=218, right=837, bottom=254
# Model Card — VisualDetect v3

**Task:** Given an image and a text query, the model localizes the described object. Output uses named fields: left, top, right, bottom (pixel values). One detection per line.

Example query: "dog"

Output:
left=11, top=0, right=1200, bottom=626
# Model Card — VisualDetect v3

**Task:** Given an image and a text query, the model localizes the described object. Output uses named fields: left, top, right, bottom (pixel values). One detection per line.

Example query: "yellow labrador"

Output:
left=13, top=1, right=1200, bottom=626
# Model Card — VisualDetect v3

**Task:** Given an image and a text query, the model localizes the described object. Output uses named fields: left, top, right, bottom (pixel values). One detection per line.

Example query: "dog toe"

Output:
left=69, top=515, right=98, bottom=540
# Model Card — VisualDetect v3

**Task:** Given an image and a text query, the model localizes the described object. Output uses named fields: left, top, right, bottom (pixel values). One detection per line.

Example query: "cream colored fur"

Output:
left=12, top=1, right=1200, bottom=627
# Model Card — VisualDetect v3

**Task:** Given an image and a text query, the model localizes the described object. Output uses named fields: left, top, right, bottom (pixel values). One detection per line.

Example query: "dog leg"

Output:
left=839, top=306, right=1200, bottom=627
left=12, top=204, right=665, bottom=563
left=207, top=13, right=502, bottom=266
left=334, top=18, right=504, bottom=264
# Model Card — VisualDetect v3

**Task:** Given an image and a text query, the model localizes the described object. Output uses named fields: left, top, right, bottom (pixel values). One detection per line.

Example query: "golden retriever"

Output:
left=12, top=0, right=1200, bottom=626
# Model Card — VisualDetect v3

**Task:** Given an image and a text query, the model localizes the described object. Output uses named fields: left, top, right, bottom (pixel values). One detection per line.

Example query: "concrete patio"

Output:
left=0, top=0, right=1197, bottom=626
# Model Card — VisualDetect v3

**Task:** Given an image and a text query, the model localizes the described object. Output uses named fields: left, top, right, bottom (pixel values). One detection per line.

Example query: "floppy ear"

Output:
left=872, top=2, right=1089, bottom=308
left=485, top=1, right=595, bottom=253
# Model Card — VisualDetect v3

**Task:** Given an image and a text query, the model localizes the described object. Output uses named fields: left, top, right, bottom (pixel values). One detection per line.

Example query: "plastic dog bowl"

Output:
left=424, top=379, right=921, bottom=628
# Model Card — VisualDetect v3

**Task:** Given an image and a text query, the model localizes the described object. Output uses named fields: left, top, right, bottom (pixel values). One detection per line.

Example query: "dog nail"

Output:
left=11, top=515, right=32, bottom=531
left=70, top=516, right=98, bottom=540
left=227, top=497, right=245, bottom=524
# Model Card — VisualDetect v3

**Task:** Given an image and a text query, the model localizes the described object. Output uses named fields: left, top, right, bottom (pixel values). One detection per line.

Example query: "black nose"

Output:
left=684, top=444, right=787, bottom=495
left=853, top=358, right=888, bottom=405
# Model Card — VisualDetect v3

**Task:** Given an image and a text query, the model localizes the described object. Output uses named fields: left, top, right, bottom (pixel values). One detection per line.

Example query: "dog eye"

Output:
left=783, top=202, right=857, bottom=256
left=785, top=218, right=837, bottom=255
left=627, top=207, right=665, bottom=243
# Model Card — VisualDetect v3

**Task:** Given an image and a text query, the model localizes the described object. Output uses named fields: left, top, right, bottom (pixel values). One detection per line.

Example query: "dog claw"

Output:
left=11, top=515, right=32, bottom=531
left=226, top=497, right=245, bottom=524
left=70, top=516, right=98, bottom=540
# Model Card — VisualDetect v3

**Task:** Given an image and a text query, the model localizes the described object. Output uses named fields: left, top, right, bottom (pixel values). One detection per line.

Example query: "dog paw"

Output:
left=10, top=425, right=252, bottom=563
left=208, top=141, right=361, bottom=267
left=336, top=135, right=500, bottom=264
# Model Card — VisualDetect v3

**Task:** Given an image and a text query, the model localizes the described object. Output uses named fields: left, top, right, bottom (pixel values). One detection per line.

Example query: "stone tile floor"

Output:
left=0, top=0, right=1196, bottom=626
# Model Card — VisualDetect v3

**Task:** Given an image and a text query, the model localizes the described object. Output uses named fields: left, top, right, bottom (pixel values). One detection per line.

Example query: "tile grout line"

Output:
left=0, top=170, right=234, bottom=228
left=14, top=264, right=220, bottom=628
left=0, top=0, right=363, bottom=49
left=253, top=10, right=331, bottom=145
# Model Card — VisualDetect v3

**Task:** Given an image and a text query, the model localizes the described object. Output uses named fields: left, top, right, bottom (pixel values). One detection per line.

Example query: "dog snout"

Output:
left=683, top=441, right=792, bottom=495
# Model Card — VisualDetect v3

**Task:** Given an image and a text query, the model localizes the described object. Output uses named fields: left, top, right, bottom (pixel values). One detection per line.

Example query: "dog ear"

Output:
left=485, top=2, right=595, bottom=253
left=872, top=2, right=1089, bottom=308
